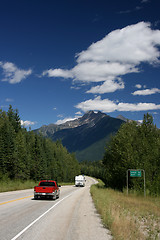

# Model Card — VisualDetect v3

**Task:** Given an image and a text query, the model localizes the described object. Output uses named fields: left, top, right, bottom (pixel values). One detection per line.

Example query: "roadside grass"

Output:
left=0, top=179, right=38, bottom=192
left=0, top=179, right=74, bottom=192
left=90, top=181, right=160, bottom=240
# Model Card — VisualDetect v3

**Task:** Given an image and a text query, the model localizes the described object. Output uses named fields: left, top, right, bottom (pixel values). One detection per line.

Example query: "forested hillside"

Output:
left=81, top=113, right=160, bottom=196
left=0, top=106, right=80, bottom=182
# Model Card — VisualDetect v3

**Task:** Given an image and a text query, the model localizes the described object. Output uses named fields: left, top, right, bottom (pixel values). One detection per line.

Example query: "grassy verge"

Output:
left=0, top=180, right=74, bottom=192
left=90, top=181, right=160, bottom=240
left=0, top=179, right=38, bottom=192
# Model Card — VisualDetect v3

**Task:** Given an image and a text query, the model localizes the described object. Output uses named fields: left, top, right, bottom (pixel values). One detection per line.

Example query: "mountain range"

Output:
left=34, top=111, right=125, bottom=161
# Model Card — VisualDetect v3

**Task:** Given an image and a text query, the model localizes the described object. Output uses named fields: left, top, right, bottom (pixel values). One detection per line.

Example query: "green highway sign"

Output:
left=130, top=170, right=141, bottom=177
left=127, top=169, right=145, bottom=196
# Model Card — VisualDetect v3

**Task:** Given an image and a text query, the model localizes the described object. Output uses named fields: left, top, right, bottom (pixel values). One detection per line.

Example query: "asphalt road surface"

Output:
left=0, top=177, right=112, bottom=240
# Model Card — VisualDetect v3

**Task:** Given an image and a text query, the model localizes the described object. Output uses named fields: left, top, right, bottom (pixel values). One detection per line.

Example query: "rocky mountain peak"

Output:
left=34, top=111, right=125, bottom=161
left=57, top=111, right=107, bottom=129
left=82, top=110, right=106, bottom=119
left=79, top=111, right=106, bottom=125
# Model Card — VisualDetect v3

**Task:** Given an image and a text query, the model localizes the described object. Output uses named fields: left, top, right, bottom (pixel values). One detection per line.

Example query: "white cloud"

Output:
left=117, top=102, right=160, bottom=111
left=44, top=62, right=138, bottom=83
left=21, top=120, right=36, bottom=127
left=57, top=114, right=64, bottom=118
left=55, top=112, right=83, bottom=125
left=73, top=62, right=138, bottom=82
left=135, top=84, right=142, bottom=89
left=75, top=97, right=117, bottom=112
left=132, top=88, right=160, bottom=95
left=43, top=68, right=73, bottom=78
left=87, top=78, right=124, bottom=94
left=55, top=117, right=77, bottom=125
left=0, top=61, right=32, bottom=84
left=70, top=85, right=81, bottom=90
left=76, top=22, right=160, bottom=65
left=75, top=111, right=82, bottom=115
left=42, top=22, right=160, bottom=94
left=75, top=96, right=160, bottom=113
left=5, top=98, right=14, bottom=102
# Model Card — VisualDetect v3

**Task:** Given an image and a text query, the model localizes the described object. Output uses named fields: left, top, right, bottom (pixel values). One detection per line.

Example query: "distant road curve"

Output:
left=0, top=177, right=112, bottom=240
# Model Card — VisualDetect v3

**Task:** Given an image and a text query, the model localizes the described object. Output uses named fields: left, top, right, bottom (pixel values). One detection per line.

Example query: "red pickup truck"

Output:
left=34, top=180, right=60, bottom=200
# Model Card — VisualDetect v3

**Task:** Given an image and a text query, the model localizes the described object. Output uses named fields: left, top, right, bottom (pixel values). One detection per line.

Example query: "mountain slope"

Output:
left=35, top=111, right=125, bottom=161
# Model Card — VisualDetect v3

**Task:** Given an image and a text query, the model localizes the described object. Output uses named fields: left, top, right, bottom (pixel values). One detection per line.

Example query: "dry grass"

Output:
left=90, top=182, right=160, bottom=240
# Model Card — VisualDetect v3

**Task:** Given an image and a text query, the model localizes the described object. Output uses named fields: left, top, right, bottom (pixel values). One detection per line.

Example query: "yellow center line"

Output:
left=0, top=195, right=33, bottom=205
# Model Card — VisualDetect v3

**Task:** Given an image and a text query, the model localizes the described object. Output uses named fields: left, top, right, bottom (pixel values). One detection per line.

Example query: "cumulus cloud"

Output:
left=42, top=68, right=72, bottom=78
left=87, top=78, right=124, bottom=94
left=132, top=88, right=160, bottom=95
left=0, top=61, right=32, bottom=84
left=44, top=62, right=138, bottom=83
left=21, top=120, right=36, bottom=127
left=76, top=97, right=117, bottom=112
left=43, top=22, right=160, bottom=94
left=76, top=22, right=160, bottom=65
left=75, top=96, right=160, bottom=113
left=73, top=62, right=138, bottom=82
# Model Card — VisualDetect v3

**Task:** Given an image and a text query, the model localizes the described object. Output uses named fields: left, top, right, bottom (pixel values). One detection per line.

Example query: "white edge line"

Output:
left=11, top=192, right=73, bottom=240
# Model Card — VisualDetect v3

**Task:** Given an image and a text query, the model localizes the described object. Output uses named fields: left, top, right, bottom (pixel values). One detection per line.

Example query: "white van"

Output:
left=75, top=175, right=86, bottom=187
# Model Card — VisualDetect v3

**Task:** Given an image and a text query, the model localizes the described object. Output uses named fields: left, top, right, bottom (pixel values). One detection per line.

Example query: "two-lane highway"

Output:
left=0, top=177, right=112, bottom=240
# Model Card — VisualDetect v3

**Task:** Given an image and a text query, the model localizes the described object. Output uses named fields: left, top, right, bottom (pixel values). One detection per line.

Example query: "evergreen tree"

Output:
left=14, top=131, right=30, bottom=179
left=0, top=111, right=16, bottom=179
left=102, top=113, right=160, bottom=195
left=0, top=106, right=80, bottom=183
left=7, top=105, right=21, bottom=133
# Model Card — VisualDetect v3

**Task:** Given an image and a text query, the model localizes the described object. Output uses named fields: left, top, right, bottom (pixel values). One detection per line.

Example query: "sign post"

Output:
left=126, top=169, right=145, bottom=197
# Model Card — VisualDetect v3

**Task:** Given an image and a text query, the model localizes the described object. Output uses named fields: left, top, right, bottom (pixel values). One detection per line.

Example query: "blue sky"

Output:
left=0, top=0, right=160, bottom=129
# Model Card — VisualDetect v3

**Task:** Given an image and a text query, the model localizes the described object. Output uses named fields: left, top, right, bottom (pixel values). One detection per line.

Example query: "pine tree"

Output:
left=0, top=111, right=16, bottom=178
left=7, top=105, right=21, bottom=133
left=14, top=131, right=30, bottom=179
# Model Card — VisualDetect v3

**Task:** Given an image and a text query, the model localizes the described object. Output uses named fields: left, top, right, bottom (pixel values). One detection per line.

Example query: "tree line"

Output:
left=1, top=106, right=159, bottom=195
left=0, top=106, right=80, bottom=182
left=81, top=113, right=160, bottom=195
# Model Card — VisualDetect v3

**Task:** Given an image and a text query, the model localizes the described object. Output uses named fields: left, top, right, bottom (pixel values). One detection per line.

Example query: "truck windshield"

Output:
left=39, top=182, right=55, bottom=186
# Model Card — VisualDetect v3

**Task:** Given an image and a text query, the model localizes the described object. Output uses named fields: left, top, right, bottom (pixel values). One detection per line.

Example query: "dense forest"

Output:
left=0, top=106, right=80, bottom=182
left=81, top=113, right=160, bottom=195
left=1, top=106, right=160, bottom=195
